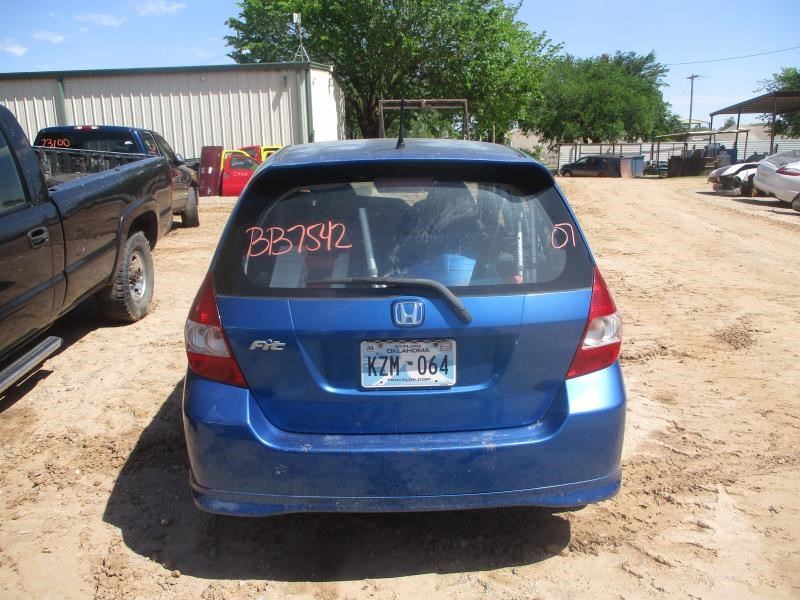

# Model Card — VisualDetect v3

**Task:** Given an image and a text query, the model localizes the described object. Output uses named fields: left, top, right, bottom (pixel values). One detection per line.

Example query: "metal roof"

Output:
left=0, top=61, right=332, bottom=81
left=270, top=138, right=530, bottom=167
left=710, top=91, right=800, bottom=116
left=654, top=128, right=751, bottom=139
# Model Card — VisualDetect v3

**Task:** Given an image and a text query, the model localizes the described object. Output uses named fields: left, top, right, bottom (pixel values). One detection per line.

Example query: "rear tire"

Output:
left=792, top=196, right=800, bottom=213
left=182, top=187, right=200, bottom=228
left=96, top=231, right=154, bottom=323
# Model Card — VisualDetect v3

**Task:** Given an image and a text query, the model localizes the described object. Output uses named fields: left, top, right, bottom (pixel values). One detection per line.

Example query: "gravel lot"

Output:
left=1, top=178, right=798, bottom=599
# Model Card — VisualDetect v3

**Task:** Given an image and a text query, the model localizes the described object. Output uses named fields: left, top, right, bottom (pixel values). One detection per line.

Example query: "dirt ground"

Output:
left=0, top=177, right=798, bottom=599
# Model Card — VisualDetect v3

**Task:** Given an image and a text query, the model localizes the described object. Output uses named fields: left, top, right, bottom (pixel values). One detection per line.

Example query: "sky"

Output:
left=1, top=0, right=798, bottom=125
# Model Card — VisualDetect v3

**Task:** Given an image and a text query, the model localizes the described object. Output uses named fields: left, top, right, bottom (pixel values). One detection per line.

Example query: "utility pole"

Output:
left=687, top=74, right=699, bottom=131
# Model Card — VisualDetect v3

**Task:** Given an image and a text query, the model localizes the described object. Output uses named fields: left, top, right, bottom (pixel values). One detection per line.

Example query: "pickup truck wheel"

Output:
left=96, top=232, right=154, bottom=323
left=182, top=187, right=200, bottom=228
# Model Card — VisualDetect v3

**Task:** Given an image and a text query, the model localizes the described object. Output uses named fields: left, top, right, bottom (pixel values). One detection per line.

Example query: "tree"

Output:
left=757, top=67, right=800, bottom=138
left=721, top=117, right=737, bottom=130
left=610, top=50, right=668, bottom=86
left=225, top=0, right=559, bottom=140
left=527, top=52, right=673, bottom=144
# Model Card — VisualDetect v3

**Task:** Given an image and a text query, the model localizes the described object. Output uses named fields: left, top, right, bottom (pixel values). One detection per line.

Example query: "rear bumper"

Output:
left=191, top=470, right=621, bottom=516
left=183, top=364, right=626, bottom=517
left=755, top=176, right=799, bottom=202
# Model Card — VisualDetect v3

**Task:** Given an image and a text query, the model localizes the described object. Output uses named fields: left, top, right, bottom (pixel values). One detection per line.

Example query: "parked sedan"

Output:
left=560, top=155, right=613, bottom=177
left=754, top=150, right=800, bottom=210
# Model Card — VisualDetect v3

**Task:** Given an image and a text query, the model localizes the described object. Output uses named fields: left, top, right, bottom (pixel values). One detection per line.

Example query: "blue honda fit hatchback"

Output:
left=183, top=138, right=626, bottom=517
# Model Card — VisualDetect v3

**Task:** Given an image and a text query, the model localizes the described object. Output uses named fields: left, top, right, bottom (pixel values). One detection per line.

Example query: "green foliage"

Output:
left=758, top=67, right=800, bottom=138
left=515, top=146, right=543, bottom=160
left=721, top=117, right=737, bottom=130
left=659, top=112, right=687, bottom=135
left=527, top=51, right=674, bottom=144
left=383, top=110, right=460, bottom=139
left=225, top=0, right=559, bottom=139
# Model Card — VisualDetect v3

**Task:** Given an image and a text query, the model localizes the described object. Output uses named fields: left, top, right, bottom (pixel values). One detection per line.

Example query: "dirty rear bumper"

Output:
left=183, top=364, right=626, bottom=517
left=190, top=470, right=621, bottom=516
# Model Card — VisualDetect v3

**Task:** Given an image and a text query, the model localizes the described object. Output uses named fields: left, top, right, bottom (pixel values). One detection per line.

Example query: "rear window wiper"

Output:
left=318, top=277, right=472, bottom=324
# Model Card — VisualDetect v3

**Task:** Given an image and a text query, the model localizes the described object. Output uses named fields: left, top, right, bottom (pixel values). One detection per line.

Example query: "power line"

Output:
left=666, top=45, right=800, bottom=66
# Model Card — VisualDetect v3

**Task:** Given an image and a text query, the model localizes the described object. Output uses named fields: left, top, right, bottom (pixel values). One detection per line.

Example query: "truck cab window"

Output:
left=230, top=156, right=258, bottom=171
left=0, top=133, right=27, bottom=216
left=140, top=132, right=161, bottom=157
left=152, top=133, right=178, bottom=164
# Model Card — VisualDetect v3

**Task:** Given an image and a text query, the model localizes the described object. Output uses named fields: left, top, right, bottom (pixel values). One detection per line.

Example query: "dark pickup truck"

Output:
left=0, top=105, right=175, bottom=394
left=35, top=125, right=199, bottom=227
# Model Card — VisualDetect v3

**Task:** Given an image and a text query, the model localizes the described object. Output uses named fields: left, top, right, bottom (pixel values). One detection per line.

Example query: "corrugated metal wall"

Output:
left=62, top=69, right=300, bottom=158
left=0, top=79, right=60, bottom=141
left=310, top=69, right=342, bottom=143
left=0, top=65, right=343, bottom=158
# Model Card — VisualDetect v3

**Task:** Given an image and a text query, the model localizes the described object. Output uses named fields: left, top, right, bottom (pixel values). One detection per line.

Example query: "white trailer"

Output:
left=0, top=62, right=345, bottom=158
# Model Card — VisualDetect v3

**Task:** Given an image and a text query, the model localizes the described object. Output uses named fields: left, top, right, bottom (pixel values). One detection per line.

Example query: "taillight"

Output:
left=184, top=273, right=247, bottom=387
left=566, top=267, right=622, bottom=379
left=776, top=167, right=800, bottom=176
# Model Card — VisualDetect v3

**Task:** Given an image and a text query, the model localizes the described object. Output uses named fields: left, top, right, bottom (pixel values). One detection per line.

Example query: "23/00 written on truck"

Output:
left=0, top=105, right=182, bottom=394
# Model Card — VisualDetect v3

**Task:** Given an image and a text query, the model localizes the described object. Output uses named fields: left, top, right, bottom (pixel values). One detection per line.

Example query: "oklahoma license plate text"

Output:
left=360, top=340, right=456, bottom=388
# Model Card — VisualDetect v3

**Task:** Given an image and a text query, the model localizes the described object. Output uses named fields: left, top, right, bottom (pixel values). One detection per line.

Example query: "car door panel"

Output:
left=221, top=155, right=258, bottom=197
left=151, top=132, right=191, bottom=215
left=0, top=203, right=61, bottom=356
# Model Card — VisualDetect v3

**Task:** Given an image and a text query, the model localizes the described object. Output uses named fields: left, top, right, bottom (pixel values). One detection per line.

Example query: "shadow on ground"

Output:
left=0, top=298, right=111, bottom=411
left=729, top=197, right=788, bottom=209
left=694, top=193, right=799, bottom=215
left=104, top=380, right=572, bottom=582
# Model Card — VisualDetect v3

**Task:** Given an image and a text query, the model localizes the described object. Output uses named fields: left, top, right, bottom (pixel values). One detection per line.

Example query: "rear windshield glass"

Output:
left=215, top=177, right=593, bottom=297
left=34, top=131, right=139, bottom=154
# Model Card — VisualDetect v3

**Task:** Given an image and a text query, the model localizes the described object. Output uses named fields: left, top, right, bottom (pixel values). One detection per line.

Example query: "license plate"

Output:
left=360, top=340, right=456, bottom=388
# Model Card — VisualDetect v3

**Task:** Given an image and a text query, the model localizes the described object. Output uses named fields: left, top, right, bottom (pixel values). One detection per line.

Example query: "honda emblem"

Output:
left=392, top=300, right=425, bottom=327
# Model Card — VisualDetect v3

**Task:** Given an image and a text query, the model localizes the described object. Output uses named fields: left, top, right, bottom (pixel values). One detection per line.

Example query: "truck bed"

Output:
left=34, top=146, right=146, bottom=187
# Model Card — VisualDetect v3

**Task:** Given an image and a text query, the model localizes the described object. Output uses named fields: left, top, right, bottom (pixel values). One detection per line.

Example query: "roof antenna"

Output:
left=396, top=98, right=406, bottom=149
left=292, top=13, right=310, bottom=62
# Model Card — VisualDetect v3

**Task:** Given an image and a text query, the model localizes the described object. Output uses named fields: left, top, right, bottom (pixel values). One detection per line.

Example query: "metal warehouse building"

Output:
left=0, top=62, right=345, bottom=158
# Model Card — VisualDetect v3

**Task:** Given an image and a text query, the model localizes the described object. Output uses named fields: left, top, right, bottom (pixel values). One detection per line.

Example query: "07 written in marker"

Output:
left=246, top=222, right=352, bottom=257
left=551, top=223, right=576, bottom=249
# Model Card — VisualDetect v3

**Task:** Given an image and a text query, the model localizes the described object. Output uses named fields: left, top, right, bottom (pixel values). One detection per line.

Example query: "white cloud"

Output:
left=74, top=13, right=127, bottom=27
left=134, top=1, right=188, bottom=16
left=32, top=31, right=65, bottom=44
left=0, top=42, right=27, bottom=56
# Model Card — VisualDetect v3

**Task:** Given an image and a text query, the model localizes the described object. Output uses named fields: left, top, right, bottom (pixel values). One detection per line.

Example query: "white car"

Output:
left=707, top=162, right=760, bottom=196
left=754, top=150, right=800, bottom=210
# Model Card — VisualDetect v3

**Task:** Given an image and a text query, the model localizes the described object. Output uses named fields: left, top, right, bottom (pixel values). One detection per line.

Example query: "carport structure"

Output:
left=710, top=90, right=800, bottom=154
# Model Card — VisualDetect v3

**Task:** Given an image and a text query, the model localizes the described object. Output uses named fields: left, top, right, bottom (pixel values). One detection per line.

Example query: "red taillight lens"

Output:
left=185, top=273, right=247, bottom=387
left=566, top=267, right=622, bottom=379
left=776, top=167, right=800, bottom=176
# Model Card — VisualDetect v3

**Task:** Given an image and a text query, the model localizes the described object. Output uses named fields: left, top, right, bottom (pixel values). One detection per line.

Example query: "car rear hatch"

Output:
left=212, top=160, right=595, bottom=435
